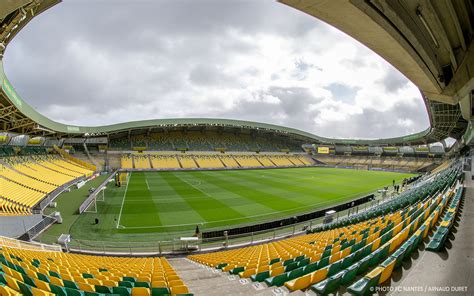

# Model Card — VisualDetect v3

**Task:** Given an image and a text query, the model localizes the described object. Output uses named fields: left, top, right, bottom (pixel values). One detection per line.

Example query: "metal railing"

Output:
left=1, top=235, right=61, bottom=252
left=17, top=214, right=57, bottom=241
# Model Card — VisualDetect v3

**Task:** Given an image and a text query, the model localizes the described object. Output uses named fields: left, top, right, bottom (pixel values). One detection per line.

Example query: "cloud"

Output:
left=377, top=67, right=410, bottom=93
left=3, top=0, right=429, bottom=139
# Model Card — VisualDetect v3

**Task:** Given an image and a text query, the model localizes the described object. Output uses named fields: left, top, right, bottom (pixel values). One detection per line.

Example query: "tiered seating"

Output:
left=133, top=155, right=151, bottom=169
left=109, top=132, right=303, bottom=152
left=0, top=156, right=94, bottom=215
left=296, top=155, right=313, bottom=165
left=0, top=146, right=15, bottom=157
left=426, top=184, right=463, bottom=252
left=193, top=155, right=224, bottom=168
left=178, top=156, right=197, bottom=169
left=121, top=154, right=313, bottom=170
left=34, top=156, right=88, bottom=180
left=0, top=165, right=55, bottom=193
left=316, top=155, right=436, bottom=171
left=150, top=156, right=181, bottom=169
left=188, top=165, right=461, bottom=294
left=256, top=156, right=275, bottom=167
left=48, top=157, right=94, bottom=178
left=148, top=134, right=174, bottom=151
left=109, top=138, right=130, bottom=150
left=0, top=246, right=192, bottom=296
left=266, top=155, right=294, bottom=166
left=131, top=135, right=147, bottom=148
left=219, top=155, right=239, bottom=168
left=232, top=155, right=261, bottom=167
left=13, top=160, right=73, bottom=187
left=121, top=155, right=133, bottom=169
left=184, top=133, right=213, bottom=151
left=0, top=174, right=42, bottom=215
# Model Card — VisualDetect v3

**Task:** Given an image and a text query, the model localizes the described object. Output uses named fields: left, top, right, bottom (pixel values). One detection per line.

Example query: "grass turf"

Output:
left=51, top=167, right=415, bottom=243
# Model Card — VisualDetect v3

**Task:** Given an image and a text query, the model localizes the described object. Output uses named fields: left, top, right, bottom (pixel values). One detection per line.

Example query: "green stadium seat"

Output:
left=50, top=283, right=68, bottom=296
left=113, top=286, right=132, bottom=296
left=65, top=287, right=85, bottom=296
left=63, top=279, right=79, bottom=289
left=327, top=260, right=343, bottom=277
left=340, top=262, right=359, bottom=285
left=302, top=262, right=318, bottom=274
left=250, top=270, right=269, bottom=282
left=118, top=281, right=134, bottom=288
left=311, top=270, right=345, bottom=295
left=122, top=276, right=135, bottom=282
left=134, top=281, right=151, bottom=288
left=229, top=267, right=244, bottom=275
left=347, top=267, right=382, bottom=296
left=151, top=287, right=170, bottom=296
left=95, top=285, right=113, bottom=294
left=264, top=272, right=288, bottom=287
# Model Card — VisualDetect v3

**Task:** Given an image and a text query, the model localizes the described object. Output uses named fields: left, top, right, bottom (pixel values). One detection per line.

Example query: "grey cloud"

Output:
left=377, top=67, right=410, bottom=93
left=188, top=64, right=234, bottom=87
left=210, top=86, right=323, bottom=132
left=2, top=0, right=429, bottom=139
left=314, top=99, right=430, bottom=139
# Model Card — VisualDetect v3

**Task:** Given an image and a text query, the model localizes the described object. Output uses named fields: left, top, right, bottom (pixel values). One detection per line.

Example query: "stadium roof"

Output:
left=0, top=0, right=471, bottom=146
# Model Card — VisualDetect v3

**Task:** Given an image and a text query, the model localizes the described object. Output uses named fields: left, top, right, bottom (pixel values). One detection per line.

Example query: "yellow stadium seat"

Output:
left=132, top=287, right=151, bottom=296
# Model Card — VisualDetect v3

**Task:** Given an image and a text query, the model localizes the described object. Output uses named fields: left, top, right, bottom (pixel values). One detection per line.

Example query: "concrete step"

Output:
left=169, top=258, right=310, bottom=296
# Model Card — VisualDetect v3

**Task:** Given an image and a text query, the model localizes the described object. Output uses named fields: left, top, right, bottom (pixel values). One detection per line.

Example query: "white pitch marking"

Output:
left=145, top=176, right=150, bottom=190
left=116, top=172, right=131, bottom=229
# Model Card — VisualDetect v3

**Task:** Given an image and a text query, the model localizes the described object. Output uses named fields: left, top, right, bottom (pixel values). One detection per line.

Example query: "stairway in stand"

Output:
left=169, top=258, right=306, bottom=295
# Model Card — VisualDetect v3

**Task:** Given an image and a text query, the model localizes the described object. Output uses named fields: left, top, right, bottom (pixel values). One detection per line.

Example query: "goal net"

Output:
left=116, top=172, right=130, bottom=187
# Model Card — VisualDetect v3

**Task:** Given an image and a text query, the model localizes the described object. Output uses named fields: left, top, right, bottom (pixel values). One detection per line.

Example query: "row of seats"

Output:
left=0, top=246, right=192, bottom=296
left=0, top=155, right=94, bottom=215
left=344, top=184, right=460, bottom=295
left=0, top=146, right=47, bottom=157
left=120, top=154, right=313, bottom=170
left=426, top=181, right=464, bottom=252
left=315, top=155, right=436, bottom=171
left=188, top=165, right=461, bottom=294
left=109, top=132, right=302, bottom=152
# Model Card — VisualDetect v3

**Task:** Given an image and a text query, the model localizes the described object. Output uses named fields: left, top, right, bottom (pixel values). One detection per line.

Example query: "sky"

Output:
left=3, top=0, right=430, bottom=139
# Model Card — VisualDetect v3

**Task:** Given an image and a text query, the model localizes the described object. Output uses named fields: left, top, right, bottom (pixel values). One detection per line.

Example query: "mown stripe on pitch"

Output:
left=175, top=171, right=276, bottom=218
left=193, top=171, right=305, bottom=212
left=161, top=172, right=246, bottom=223
left=120, top=172, right=162, bottom=227
left=148, top=172, right=206, bottom=227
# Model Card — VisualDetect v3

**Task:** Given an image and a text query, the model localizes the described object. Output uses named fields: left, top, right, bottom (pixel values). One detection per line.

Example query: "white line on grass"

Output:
left=116, top=171, right=131, bottom=229
left=118, top=191, right=364, bottom=230
left=145, top=175, right=150, bottom=190
left=179, top=176, right=210, bottom=197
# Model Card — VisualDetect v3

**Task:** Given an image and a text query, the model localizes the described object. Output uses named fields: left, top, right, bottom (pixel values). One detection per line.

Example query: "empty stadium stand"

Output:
left=0, top=244, right=192, bottom=296
left=0, top=154, right=94, bottom=216
left=109, top=132, right=303, bottom=153
left=188, top=164, right=461, bottom=294
left=119, top=153, right=314, bottom=170
left=315, top=155, right=438, bottom=172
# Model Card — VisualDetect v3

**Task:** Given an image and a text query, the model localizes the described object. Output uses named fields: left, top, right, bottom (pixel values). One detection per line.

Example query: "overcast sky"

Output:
left=4, top=0, right=430, bottom=139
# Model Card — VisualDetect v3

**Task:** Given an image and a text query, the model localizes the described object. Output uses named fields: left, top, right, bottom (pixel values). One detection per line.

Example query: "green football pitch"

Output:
left=65, top=167, right=414, bottom=242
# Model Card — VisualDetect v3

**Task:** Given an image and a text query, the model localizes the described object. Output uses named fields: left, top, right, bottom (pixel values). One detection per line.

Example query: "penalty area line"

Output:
left=145, top=177, right=150, bottom=190
left=116, top=172, right=131, bottom=229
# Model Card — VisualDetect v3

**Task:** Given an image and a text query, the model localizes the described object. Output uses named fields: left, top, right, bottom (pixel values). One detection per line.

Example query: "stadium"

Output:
left=0, top=0, right=473, bottom=295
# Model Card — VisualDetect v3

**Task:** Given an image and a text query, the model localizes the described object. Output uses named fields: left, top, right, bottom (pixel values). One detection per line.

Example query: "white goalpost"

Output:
left=84, top=186, right=107, bottom=213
